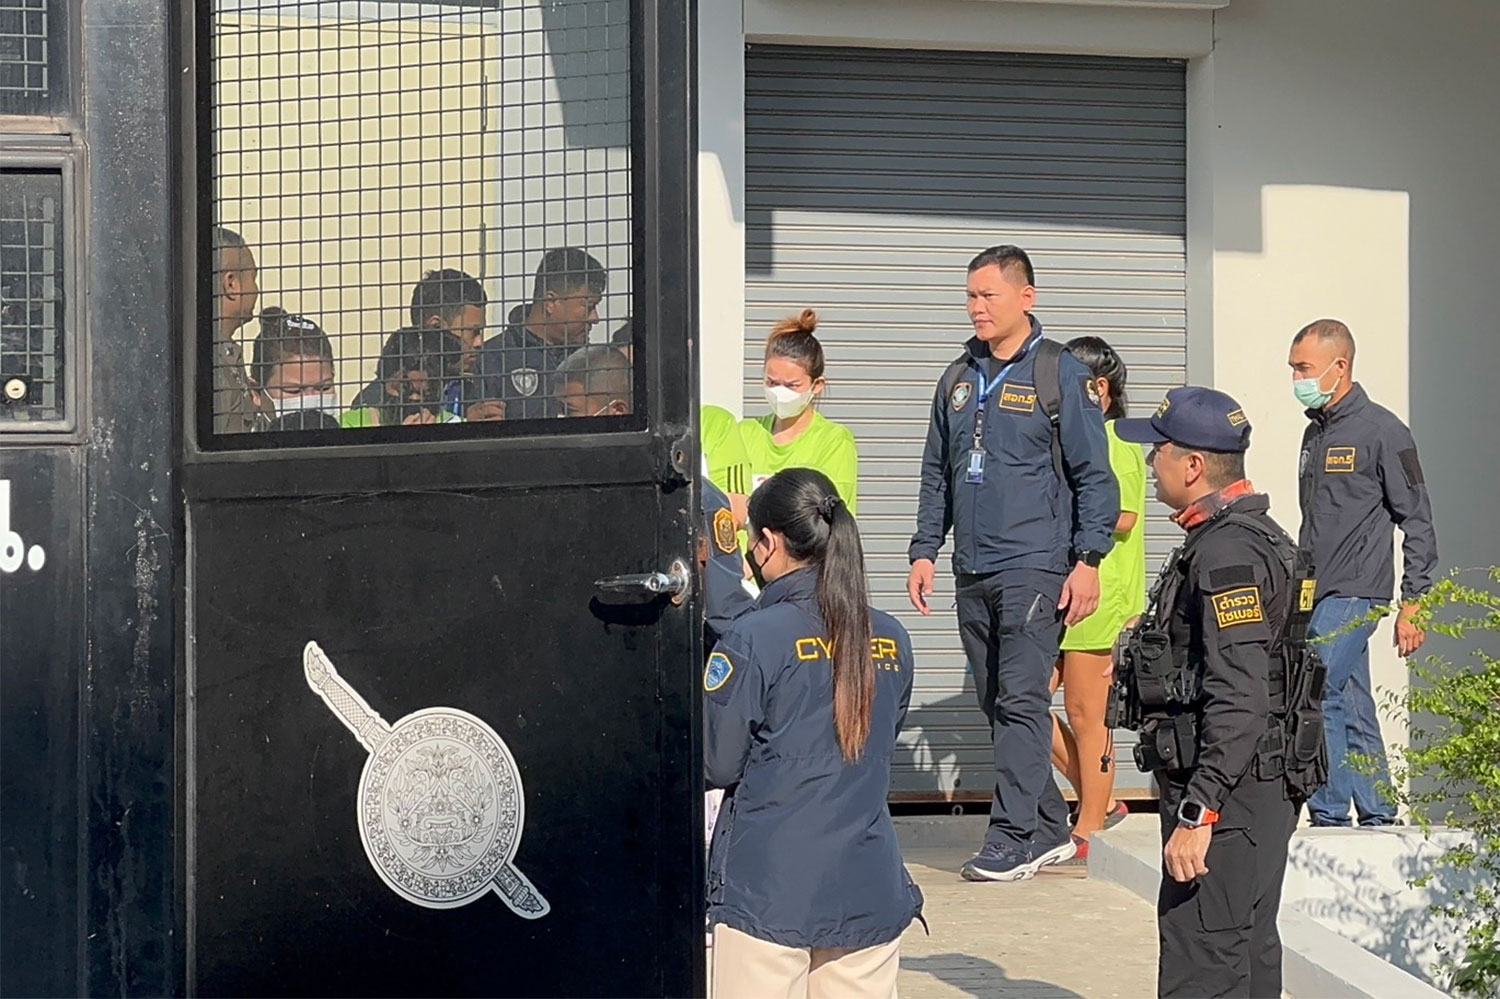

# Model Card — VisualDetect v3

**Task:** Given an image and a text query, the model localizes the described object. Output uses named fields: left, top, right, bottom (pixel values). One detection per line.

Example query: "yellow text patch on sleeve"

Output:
left=1211, top=587, right=1265, bottom=628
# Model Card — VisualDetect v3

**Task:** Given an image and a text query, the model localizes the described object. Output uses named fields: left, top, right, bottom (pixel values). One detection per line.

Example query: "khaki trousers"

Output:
left=710, top=924, right=900, bottom=999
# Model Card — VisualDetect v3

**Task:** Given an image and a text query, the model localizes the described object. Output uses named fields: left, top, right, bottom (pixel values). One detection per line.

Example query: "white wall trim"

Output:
left=1184, top=52, right=1215, bottom=385
left=744, top=0, right=1215, bottom=58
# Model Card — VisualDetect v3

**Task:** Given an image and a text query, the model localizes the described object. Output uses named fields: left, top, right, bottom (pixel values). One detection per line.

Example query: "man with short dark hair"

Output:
left=1114, top=386, right=1314, bottom=998
left=1288, top=318, right=1437, bottom=828
left=474, top=247, right=608, bottom=420
left=553, top=344, right=630, bottom=418
left=210, top=226, right=276, bottom=433
left=907, top=244, right=1118, bottom=882
left=349, top=268, right=503, bottom=421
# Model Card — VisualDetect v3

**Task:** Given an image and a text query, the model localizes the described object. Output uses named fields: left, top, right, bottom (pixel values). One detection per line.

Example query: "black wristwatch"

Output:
left=1078, top=550, right=1106, bottom=568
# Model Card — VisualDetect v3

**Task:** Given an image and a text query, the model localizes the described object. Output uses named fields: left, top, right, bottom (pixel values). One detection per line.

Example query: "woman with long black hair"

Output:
left=1049, top=336, right=1148, bottom=857
left=704, top=468, right=920, bottom=999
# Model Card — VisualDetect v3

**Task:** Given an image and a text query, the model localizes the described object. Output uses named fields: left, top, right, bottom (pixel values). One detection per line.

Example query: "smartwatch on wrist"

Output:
left=1078, top=550, right=1105, bottom=569
left=1177, top=799, right=1220, bottom=828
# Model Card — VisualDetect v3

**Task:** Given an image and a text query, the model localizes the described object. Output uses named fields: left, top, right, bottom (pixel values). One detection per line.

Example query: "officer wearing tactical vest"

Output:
left=908, top=245, right=1118, bottom=881
left=1112, top=387, right=1326, bottom=999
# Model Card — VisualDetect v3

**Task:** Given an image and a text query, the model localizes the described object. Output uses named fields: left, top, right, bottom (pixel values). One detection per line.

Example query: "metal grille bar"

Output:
left=0, top=170, right=65, bottom=425
left=207, top=0, right=635, bottom=436
left=0, top=0, right=50, bottom=95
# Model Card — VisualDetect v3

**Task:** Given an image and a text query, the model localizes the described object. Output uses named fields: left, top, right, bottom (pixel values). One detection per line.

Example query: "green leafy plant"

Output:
left=1372, top=569, right=1500, bottom=998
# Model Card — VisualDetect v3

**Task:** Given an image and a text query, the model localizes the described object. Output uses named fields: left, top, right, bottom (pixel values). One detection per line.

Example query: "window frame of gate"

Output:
left=175, top=0, right=700, bottom=502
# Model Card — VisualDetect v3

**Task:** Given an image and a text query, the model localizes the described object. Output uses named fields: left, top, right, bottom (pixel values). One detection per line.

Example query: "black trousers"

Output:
left=1156, top=773, right=1299, bottom=999
left=956, top=568, right=1070, bottom=850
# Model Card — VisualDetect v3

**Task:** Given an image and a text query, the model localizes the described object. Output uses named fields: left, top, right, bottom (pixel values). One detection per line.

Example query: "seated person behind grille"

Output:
left=347, top=269, right=501, bottom=422
left=554, top=345, right=631, bottom=418
left=473, top=247, right=607, bottom=419
left=251, top=307, right=340, bottom=431
left=341, top=327, right=465, bottom=428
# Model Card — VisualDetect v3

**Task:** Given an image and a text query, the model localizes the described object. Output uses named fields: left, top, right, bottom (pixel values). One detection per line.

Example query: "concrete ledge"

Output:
left=1089, top=816, right=1450, bottom=999
left=893, top=814, right=989, bottom=851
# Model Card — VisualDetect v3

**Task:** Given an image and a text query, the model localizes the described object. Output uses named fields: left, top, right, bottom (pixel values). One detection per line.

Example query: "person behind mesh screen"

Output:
left=348, top=269, right=503, bottom=422
left=473, top=247, right=608, bottom=420
left=341, top=327, right=465, bottom=428
left=250, top=307, right=340, bottom=431
left=553, top=345, right=631, bottom=418
left=210, top=226, right=276, bottom=433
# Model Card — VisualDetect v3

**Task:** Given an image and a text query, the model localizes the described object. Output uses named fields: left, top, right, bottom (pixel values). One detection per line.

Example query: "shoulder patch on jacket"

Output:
left=712, top=508, right=738, bottom=554
left=1210, top=586, right=1264, bottom=629
left=1398, top=447, right=1425, bottom=487
left=704, top=651, right=735, bottom=692
left=1206, top=564, right=1256, bottom=590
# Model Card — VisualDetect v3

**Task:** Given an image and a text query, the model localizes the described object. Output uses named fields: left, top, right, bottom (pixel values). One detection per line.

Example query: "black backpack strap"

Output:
left=938, top=353, right=970, bottom=403
left=1032, top=338, right=1066, bottom=481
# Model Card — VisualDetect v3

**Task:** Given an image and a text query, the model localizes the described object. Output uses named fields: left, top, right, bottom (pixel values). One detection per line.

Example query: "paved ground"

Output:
left=896, top=847, right=1159, bottom=999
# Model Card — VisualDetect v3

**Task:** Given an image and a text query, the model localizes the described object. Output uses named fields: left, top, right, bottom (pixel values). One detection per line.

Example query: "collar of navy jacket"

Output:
left=964, top=313, right=1044, bottom=368
left=1305, top=380, right=1369, bottom=428
left=757, top=565, right=820, bottom=610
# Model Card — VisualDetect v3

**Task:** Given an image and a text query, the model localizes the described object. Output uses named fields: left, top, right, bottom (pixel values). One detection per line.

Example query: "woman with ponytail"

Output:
left=739, top=309, right=860, bottom=513
left=704, top=468, right=921, bottom=998
left=1048, top=337, right=1147, bottom=856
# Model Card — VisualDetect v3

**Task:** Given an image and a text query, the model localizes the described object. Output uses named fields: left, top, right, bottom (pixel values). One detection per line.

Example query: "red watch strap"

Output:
left=1201, top=809, right=1220, bottom=825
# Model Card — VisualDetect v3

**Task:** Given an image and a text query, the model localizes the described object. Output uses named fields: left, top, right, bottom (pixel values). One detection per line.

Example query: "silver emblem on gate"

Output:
left=303, top=642, right=550, bottom=918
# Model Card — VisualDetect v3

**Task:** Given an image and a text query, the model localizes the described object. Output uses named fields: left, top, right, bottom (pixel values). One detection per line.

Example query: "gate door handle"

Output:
left=594, top=559, right=691, bottom=605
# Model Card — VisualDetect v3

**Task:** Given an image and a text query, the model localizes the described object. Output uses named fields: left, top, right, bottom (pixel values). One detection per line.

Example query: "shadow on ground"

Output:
left=902, top=952, right=1084, bottom=999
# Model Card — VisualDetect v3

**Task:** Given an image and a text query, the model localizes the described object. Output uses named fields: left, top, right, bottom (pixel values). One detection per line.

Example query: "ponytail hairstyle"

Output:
left=251, top=306, right=333, bottom=388
left=1065, top=335, right=1129, bottom=420
left=765, top=308, right=826, bottom=381
left=747, top=467, right=873, bottom=762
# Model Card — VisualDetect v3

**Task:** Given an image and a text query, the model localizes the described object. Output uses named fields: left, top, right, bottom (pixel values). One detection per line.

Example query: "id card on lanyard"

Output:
left=965, top=333, right=1039, bottom=485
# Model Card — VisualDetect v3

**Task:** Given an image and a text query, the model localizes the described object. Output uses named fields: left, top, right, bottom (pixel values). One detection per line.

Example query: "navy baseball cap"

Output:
left=1114, top=386, right=1252, bottom=453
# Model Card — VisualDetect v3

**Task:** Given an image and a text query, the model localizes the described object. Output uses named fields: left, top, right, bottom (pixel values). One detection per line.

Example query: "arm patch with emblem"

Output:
left=1211, top=587, right=1264, bottom=628
left=704, top=651, right=735, bottom=692
left=1398, top=448, right=1425, bottom=487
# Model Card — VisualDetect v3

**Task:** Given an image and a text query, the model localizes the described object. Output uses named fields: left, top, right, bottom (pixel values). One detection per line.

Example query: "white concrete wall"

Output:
left=698, top=0, right=1500, bottom=770
left=1202, top=0, right=1500, bottom=757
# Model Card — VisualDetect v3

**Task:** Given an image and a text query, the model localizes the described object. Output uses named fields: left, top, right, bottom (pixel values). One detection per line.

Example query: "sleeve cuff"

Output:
left=1183, top=780, right=1227, bottom=815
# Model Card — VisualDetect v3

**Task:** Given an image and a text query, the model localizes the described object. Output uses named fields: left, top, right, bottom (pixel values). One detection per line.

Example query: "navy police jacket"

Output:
left=1298, top=383, right=1437, bottom=603
left=702, top=478, right=755, bottom=645
left=473, top=304, right=573, bottom=420
left=909, top=316, right=1118, bottom=575
left=704, top=568, right=922, bottom=949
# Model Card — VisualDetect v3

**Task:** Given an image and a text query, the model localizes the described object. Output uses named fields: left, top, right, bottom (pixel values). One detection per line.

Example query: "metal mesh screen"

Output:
left=208, top=0, right=634, bottom=436
left=0, top=0, right=67, bottom=114
left=0, top=169, right=65, bottom=425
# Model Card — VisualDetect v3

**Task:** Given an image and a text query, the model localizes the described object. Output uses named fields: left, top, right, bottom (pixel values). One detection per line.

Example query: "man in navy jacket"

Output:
left=908, top=245, right=1118, bottom=881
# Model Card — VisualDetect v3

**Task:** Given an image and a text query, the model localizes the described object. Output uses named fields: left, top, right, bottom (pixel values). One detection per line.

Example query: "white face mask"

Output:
left=764, top=384, right=814, bottom=420
left=273, top=391, right=339, bottom=416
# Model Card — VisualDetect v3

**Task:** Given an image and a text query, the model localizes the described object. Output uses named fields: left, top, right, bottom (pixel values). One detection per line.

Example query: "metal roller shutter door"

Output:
left=743, top=46, right=1188, bottom=801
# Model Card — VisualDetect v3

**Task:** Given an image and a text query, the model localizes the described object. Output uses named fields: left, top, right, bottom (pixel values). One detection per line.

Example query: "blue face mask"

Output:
left=1293, top=361, right=1341, bottom=409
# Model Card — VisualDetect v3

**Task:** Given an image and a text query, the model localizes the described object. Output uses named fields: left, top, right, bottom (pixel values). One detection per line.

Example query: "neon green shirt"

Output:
left=1062, top=419, right=1148, bottom=651
left=702, top=405, right=752, bottom=496
left=738, top=411, right=859, bottom=516
left=339, top=408, right=460, bottom=428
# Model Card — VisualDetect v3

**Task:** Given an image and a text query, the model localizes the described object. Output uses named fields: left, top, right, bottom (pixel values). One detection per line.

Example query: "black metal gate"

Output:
left=1, top=0, right=701, bottom=994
